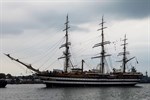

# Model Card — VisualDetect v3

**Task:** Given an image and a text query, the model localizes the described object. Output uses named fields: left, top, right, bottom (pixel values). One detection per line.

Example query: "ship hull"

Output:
left=40, top=76, right=140, bottom=87
left=0, top=79, right=7, bottom=88
left=44, top=81, right=137, bottom=87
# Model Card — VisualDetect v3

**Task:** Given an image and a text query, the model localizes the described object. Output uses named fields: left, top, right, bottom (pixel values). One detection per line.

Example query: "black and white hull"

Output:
left=40, top=76, right=140, bottom=87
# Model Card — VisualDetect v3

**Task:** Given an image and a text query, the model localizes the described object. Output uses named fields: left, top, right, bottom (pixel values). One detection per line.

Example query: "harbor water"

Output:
left=0, top=84, right=150, bottom=100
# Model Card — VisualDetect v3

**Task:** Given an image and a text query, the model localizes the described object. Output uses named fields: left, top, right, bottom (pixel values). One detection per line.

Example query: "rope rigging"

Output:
left=43, top=59, right=58, bottom=71
left=35, top=37, right=65, bottom=69
left=5, top=35, right=65, bottom=73
left=35, top=36, right=65, bottom=59
left=9, top=29, right=63, bottom=55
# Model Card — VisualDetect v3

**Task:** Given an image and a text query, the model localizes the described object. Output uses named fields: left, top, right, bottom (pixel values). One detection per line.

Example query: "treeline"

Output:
left=5, top=74, right=42, bottom=84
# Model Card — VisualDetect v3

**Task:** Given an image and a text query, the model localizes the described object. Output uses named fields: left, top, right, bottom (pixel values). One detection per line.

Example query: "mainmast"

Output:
left=92, top=16, right=111, bottom=73
left=100, top=16, right=105, bottom=73
left=59, top=15, right=71, bottom=73
left=118, top=34, right=135, bottom=73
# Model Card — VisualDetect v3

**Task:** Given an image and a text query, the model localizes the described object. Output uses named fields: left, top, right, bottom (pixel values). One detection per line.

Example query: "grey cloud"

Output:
left=2, top=0, right=149, bottom=35
left=2, top=20, right=45, bottom=35
left=105, top=0, right=149, bottom=19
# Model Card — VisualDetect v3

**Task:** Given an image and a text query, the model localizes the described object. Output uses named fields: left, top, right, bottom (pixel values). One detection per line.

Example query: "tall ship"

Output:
left=5, top=15, right=143, bottom=87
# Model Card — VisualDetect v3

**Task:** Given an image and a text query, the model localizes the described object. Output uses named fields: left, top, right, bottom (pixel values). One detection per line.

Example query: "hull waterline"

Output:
left=44, top=81, right=137, bottom=87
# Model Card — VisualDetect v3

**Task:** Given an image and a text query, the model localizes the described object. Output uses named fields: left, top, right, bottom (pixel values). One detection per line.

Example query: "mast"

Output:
left=118, top=34, right=135, bottom=73
left=122, top=34, right=127, bottom=73
left=92, top=16, right=111, bottom=73
left=101, top=16, right=105, bottom=73
left=59, top=15, right=71, bottom=73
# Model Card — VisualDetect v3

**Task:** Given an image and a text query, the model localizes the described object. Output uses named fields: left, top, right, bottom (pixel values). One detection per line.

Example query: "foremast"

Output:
left=5, top=15, right=72, bottom=74
left=92, top=16, right=111, bottom=73
left=59, top=15, right=71, bottom=73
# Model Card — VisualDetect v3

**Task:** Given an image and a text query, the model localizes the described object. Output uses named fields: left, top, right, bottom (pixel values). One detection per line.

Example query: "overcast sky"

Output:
left=1, top=0, right=150, bottom=76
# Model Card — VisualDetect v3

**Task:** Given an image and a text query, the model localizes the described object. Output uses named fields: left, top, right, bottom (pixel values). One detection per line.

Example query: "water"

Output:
left=0, top=84, right=150, bottom=100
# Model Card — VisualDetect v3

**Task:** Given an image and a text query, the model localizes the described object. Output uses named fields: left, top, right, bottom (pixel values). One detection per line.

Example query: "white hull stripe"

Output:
left=43, top=80, right=138, bottom=85
left=40, top=76, right=140, bottom=82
